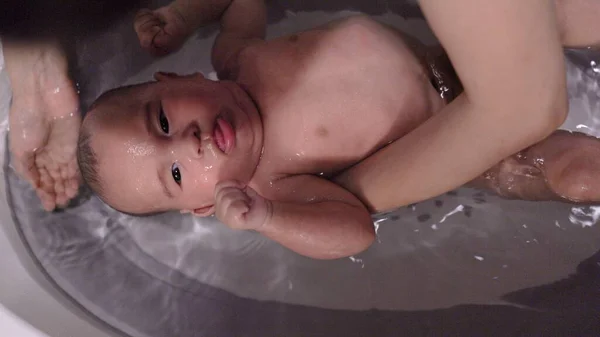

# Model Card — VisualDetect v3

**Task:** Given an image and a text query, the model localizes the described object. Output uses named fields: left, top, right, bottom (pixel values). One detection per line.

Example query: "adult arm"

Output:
left=336, top=0, right=568, bottom=212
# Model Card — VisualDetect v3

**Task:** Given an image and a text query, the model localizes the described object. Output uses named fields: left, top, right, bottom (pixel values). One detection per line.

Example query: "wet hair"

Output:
left=76, top=123, right=104, bottom=199
left=76, top=82, right=155, bottom=212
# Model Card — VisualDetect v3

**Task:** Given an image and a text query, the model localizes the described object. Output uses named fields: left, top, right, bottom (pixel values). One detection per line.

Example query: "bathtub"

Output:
left=1, top=1, right=600, bottom=336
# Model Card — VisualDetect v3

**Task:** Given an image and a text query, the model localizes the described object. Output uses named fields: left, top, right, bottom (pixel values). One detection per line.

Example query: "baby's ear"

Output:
left=191, top=204, right=215, bottom=217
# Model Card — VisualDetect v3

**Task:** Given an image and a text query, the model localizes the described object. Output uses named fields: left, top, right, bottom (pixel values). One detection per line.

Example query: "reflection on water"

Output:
left=569, top=206, right=600, bottom=228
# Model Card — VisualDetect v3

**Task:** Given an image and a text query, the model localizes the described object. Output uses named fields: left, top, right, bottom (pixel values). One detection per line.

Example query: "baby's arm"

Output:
left=210, top=0, right=266, bottom=78
left=336, top=1, right=568, bottom=212
left=134, top=0, right=265, bottom=62
left=214, top=177, right=375, bottom=260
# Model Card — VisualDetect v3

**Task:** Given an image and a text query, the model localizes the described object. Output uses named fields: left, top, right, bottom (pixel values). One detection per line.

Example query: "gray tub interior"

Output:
left=2, top=1, right=600, bottom=336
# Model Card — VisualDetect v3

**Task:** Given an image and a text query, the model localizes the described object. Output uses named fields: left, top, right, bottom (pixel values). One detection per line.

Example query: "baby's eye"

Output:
left=159, top=104, right=169, bottom=134
left=171, top=162, right=182, bottom=185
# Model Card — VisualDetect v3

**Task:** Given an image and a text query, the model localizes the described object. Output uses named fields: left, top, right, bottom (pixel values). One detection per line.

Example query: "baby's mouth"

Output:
left=213, top=116, right=236, bottom=154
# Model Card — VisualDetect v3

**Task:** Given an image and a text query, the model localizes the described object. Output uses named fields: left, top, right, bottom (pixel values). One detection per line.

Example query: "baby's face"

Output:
left=86, top=73, right=263, bottom=215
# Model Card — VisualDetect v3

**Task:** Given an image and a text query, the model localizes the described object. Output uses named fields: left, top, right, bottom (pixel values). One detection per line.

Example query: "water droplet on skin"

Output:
left=126, top=141, right=156, bottom=157
left=53, top=87, right=60, bottom=94
left=206, top=143, right=218, bottom=158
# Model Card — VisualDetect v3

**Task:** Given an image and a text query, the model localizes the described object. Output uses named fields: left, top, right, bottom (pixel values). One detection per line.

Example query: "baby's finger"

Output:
left=134, top=9, right=161, bottom=33
left=216, top=188, right=248, bottom=210
left=216, top=198, right=249, bottom=226
left=229, top=199, right=250, bottom=218
left=219, top=189, right=248, bottom=210
left=152, top=30, right=184, bottom=56
left=140, top=26, right=162, bottom=50
left=244, top=186, right=263, bottom=201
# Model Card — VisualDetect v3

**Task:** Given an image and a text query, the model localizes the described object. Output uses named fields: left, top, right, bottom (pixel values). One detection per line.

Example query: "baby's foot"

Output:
left=470, top=154, right=556, bottom=202
left=134, top=5, right=192, bottom=56
left=527, top=130, right=600, bottom=203
left=472, top=130, right=600, bottom=203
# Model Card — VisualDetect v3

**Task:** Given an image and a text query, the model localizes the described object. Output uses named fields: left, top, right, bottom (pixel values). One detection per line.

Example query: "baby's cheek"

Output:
left=188, top=169, right=220, bottom=200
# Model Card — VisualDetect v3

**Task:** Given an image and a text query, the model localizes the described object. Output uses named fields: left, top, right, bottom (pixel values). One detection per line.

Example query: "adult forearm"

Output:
left=336, top=94, right=565, bottom=213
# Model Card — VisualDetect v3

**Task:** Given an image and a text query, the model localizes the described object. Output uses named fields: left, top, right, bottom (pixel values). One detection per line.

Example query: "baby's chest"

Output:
left=241, top=18, right=442, bottom=174
left=258, top=101, right=410, bottom=177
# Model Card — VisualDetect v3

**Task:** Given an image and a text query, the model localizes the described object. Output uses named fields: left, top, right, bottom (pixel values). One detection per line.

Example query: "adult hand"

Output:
left=4, top=39, right=81, bottom=210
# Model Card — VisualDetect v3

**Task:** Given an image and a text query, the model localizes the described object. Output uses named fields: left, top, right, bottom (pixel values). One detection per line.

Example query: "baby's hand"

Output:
left=214, top=181, right=272, bottom=231
left=134, top=5, right=191, bottom=56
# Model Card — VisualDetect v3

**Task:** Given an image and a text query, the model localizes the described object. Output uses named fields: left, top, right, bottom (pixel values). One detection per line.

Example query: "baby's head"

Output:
left=78, top=72, right=263, bottom=215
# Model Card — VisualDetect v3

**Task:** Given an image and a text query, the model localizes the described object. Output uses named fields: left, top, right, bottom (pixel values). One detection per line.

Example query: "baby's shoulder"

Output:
left=237, top=15, right=418, bottom=75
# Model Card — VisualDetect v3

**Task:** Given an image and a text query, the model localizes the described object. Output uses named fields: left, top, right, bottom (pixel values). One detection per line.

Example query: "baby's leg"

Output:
left=471, top=130, right=600, bottom=203
left=555, top=0, right=600, bottom=48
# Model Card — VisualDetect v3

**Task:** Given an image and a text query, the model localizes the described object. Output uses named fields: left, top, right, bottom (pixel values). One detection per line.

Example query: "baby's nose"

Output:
left=180, top=124, right=203, bottom=157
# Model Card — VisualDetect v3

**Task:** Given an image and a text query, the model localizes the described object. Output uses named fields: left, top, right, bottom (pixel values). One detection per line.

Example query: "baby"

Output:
left=78, top=0, right=600, bottom=259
